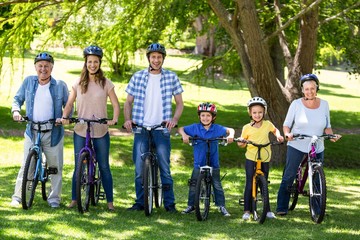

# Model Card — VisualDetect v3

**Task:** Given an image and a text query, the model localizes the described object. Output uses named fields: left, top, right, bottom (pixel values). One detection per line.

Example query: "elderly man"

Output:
left=10, top=52, right=69, bottom=208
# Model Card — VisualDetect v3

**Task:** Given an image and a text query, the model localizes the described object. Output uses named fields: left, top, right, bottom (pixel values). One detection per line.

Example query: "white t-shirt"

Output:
left=143, top=73, right=163, bottom=126
left=283, top=98, right=331, bottom=153
left=33, top=82, right=53, bottom=121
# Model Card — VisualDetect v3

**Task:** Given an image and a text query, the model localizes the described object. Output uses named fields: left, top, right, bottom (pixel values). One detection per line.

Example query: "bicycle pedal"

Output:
left=47, top=167, right=58, bottom=175
left=99, top=193, right=106, bottom=200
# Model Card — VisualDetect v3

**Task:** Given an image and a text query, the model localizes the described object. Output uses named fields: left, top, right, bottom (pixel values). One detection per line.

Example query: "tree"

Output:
left=206, top=0, right=359, bottom=163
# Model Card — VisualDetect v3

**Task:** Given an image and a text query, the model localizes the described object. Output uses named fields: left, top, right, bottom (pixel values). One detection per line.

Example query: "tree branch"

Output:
left=320, top=1, right=360, bottom=25
left=265, top=0, right=323, bottom=41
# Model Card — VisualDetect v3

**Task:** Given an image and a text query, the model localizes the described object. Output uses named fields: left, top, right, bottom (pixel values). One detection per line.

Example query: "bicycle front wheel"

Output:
left=194, top=172, right=211, bottom=221
left=143, top=156, right=154, bottom=216
left=288, top=176, right=299, bottom=211
left=154, top=165, right=163, bottom=208
left=76, top=152, right=91, bottom=213
left=21, top=149, right=39, bottom=210
left=309, top=165, right=326, bottom=223
left=252, top=175, right=269, bottom=224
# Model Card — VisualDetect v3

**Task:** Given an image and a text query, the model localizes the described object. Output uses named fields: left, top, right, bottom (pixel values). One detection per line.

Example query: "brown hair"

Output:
left=79, top=56, right=106, bottom=94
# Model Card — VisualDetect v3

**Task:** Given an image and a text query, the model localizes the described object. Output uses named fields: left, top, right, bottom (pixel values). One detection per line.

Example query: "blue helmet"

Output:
left=34, top=52, right=54, bottom=64
left=300, top=73, right=319, bottom=91
left=83, top=45, right=103, bottom=58
left=146, top=43, right=166, bottom=57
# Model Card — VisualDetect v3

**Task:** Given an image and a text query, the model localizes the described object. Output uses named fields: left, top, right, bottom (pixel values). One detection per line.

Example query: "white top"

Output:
left=143, top=73, right=163, bottom=126
left=283, top=98, right=331, bottom=153
left=33, top=82, right=53, bottom=121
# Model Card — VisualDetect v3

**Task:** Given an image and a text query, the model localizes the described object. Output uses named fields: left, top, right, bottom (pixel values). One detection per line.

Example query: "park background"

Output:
left=0, top=1, right=359, bottom=239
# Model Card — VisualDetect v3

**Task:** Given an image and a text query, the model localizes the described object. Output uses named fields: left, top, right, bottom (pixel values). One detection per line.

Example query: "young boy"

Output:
left=178, top=102, right=235, bottom=217
left=237, top=97, right=284, bottom=221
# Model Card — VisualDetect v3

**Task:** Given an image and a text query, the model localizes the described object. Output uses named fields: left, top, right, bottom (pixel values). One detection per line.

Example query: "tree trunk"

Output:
left=207, top=0, right=320, bottom=164
left=193, top=16, right=216, bottom=57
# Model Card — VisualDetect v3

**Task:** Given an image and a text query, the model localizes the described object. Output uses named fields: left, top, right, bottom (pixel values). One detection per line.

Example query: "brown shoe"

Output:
left=67, top=200, right=77, bottom=208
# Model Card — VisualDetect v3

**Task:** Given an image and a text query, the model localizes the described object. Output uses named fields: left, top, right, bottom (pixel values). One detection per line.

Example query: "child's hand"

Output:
left=277, top=135, right=284, bottom=143
left=236, top=137, right=247, bottom=148
left=227, top=136, right=234, bottom=144
left=182, top=134, right=190, bottom=144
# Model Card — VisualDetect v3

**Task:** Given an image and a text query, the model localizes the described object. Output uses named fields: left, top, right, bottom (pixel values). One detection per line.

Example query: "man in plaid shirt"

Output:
left=124, top=43, right=184, bottom=213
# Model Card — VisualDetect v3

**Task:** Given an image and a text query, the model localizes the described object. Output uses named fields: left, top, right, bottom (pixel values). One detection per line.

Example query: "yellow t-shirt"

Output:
left=241, top=120, right=277, bottom=162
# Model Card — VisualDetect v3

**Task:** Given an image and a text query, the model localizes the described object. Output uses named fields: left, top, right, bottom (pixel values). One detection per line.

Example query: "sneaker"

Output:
left=127, top=204, right=144, bottom=211
left=219, top=206, right=231, bottom=217
left=165, top=205, right=178, bottom=213
left=276, top=211, right=287, bottom=216
left=266, top=211, right=276, bottom=219
left=242, top=212, right=251, bottom=220
left=49, top=202, right=60, bottom=208
left=181, top=206, right=195, bottom=214
left=10, top=199, right=20, bottom=207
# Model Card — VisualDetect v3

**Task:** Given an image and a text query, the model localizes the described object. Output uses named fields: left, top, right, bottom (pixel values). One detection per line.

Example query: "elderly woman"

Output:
left=276, top=73, right=341, bottom=216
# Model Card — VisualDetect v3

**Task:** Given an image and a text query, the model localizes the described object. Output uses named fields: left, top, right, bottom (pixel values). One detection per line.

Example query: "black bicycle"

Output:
left=128, top=122, right=167, bottom=216
left=187, top=136, right=228, bottom=221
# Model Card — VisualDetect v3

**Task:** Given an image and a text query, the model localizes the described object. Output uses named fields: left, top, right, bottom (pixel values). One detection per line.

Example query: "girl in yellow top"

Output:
left=237, top=97, right=284, bottom=221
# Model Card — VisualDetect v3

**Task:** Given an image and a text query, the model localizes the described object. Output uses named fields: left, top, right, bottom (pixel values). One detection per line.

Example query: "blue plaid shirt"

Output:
left=125, top=68, right=184, bottom=126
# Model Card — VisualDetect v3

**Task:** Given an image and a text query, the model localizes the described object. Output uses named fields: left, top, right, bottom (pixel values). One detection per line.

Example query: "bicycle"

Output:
left=20, top=117, right=58, bottom=210
left=287, top=134, right=338, bottom=223
left=235, top=138, right=282, bottom=224
left=187, top=136, right=228, bottom=221
left=67, top=117, right=109, bottom=214
left=127, top=122, right=167, bottom=216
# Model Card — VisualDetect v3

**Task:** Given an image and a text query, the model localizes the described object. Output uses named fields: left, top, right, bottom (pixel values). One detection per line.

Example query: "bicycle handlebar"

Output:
left=234, top=138, right=283, bottom=147
left=15, top=116, right=56, bottom=124
left=122, top=121, right=177, bottom=131
left=292, top=134, right=338, bottom=140
left=188, top=136, right=228, bottom=146
left=64, top=117, right=114, bottom=125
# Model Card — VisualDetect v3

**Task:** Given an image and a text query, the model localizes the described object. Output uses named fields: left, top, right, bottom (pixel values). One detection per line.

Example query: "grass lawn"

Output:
left=0, top=49, right=359, bottom=239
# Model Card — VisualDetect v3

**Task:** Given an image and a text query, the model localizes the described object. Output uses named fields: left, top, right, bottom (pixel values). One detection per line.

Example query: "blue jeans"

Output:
left=244, top=159, right=270, bottom=212
left=276, top=146, right=323, bottom=213
left=133, top=128, right=175, bottom=208
left=71, top=132, right=113, bottom=202
left=187, top=168, right=226, bottom=207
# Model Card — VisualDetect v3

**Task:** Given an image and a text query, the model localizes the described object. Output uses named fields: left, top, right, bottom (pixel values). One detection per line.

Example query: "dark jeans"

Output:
left=244, top=159, right=270, bottom=212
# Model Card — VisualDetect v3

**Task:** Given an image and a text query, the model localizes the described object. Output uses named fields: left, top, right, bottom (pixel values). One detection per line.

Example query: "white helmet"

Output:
left=247, top=97, right=267, bottom=115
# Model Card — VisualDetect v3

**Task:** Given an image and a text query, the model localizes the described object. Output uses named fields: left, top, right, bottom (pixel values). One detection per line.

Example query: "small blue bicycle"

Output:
left=20, top=117, right=58, bottom=210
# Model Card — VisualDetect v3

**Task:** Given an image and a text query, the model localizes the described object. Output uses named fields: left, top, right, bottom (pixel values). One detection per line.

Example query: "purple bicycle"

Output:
left=288, top=134, right=339, bottom=223
left=68, top=117, right=110, bottom=213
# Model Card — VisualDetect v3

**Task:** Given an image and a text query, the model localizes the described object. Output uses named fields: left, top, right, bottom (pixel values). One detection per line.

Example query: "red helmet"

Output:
left=197, top=102, right=217, bottom=116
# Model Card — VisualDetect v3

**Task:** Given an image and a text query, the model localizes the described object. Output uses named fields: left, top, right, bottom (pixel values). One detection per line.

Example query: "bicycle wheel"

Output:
left=309, top=165, right=326, bottom=223
left=91, top=167, right=102, bottom=206
left=143, top=156, right=154, bottom=216
left=194, top=172, right=211, bottom=221
left=154, top=165, right=163, bottom=208
left=252, top=175, right=269, bottom=224
left=41, top=160, right=51, bottom=201
left=21, top=149, right=39, bottom=210
left=288, top=177, right=299, bottom=211
left=76, top=152, right=91, bottom=213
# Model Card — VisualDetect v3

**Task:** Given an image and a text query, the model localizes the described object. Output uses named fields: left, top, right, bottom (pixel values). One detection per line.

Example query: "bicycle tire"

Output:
left=288, top=176, right=299, bottom=211
left=143, top=156, right=154, bottom=216
left=76, top=152, right=91, bottom=213
left=194, top=172, right=211, bottom=221
left=154, top=165, right=163, bottom=208
left=41, top=160, right=51, bottom=201
left=21, top=149, right=39, bottom=210
left=92, top=167, right=102, bottom=206
left=309, top=165, right=326, bottom=223
left=252, top=175, right=269, bottom=224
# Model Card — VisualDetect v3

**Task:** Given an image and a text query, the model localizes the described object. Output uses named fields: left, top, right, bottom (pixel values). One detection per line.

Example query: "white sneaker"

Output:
left=49, top=202, right=60, bottom=208
left=266, top=211, right=276, bottom=219
left=219, top=206, right=231, bottom=217
left=10, top=199, right=20, bottom=207
left=242, top=212, right=251, bottom=220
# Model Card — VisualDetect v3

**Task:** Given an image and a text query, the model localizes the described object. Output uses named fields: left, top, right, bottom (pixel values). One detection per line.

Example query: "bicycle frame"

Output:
left=78, top=121, right=96, bottom=185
